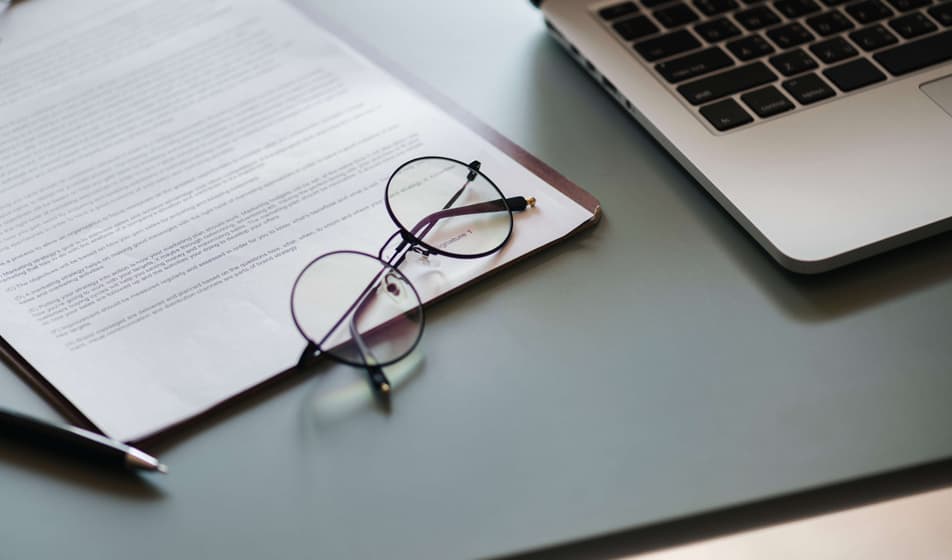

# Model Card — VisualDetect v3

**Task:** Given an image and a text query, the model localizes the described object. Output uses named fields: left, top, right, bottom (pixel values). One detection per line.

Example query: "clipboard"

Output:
left=0, top=1, right=601, bottom=443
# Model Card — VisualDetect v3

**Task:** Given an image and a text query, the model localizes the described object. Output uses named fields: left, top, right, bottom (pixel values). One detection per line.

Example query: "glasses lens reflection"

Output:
left=385, top=157, right=513, bottom=258
left=291, top=251, right=423, bottom=367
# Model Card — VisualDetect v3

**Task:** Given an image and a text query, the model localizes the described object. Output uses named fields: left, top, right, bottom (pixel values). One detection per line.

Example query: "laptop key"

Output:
left=769, top=48, right=819, bottom=75
left=600, top=2, right=640, bottom=20
left=845, top=0, right=894, bottom=23
left=699, top=98, right=754, bottom=130
left=657, top=46, right=735, bottom=82
left=696, top=18, right=743, bottom=41
left=643, top=0, right=676, bottom=7
left=873, top=28, right=952, bottom=74
left=655, top=3, right=701, bottom=27
left=614, top=15, right=661, bottom=40
left=782, top=73, right=836, bottom=104
left=774, top=0, right=823, bottom=18
left=821, top=0, right=852, bottom=5
left=741, top=85, right=795, bottom=116
left=885, top=0, right=931, bottom=11
left=806, top=10, right=855, bottom=35
left=635, top=29, right=702, bottom=60
left=677, top=61, right=777, bottom=104
left=735, top=6, right=783, bottom=29
left=810, top=37, right=859, bottom=63
left=849, top=24, right=899, bottom=49
left=823, top=57, right=887, bottom=90
left=929, top=2, right=952, bottom=25
left=888, top=12, right=938, bottom=37
left=767, top=22, right=815, bottom=48
left=726, top=34, right=776, bottom=59
left=694, top=0, right=740, bottom=15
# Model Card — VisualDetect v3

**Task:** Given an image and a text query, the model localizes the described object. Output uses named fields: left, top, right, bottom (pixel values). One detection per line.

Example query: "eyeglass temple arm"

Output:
left=389, top=196, right=535, bottom=258
left=348, top=313, right=392, bottom=403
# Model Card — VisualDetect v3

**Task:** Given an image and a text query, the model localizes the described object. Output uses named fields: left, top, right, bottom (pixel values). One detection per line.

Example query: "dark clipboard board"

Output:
left=0, top=2, right=602, bottom=444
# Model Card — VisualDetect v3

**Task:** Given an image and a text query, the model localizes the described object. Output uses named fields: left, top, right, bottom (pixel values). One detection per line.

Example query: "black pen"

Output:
left=0, top=407, right=168, bottom=474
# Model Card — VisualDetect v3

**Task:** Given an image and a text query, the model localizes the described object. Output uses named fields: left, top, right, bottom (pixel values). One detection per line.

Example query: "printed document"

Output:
left=0, top=0, right=594, bottom=441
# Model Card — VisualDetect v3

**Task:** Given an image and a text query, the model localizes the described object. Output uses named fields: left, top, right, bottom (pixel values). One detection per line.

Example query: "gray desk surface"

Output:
left=2, top=1, right=952, bottom=559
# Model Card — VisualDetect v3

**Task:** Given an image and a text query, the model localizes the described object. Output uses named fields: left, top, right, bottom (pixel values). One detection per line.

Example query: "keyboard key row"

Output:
left=846, top=0, right=894, bottom=23
left=769, top=48, right=818, bottom=75
left=810, top=36, right=859, bottom=62
left=873, top=28, right=952, bottom=74
left=598, top=0, right=952, bottom=134
left=677, top=61, right=777, bottom=104
left=889, top=12, right=937, bottom=36
left=930, top=2, right=952, bottom=25
left=806, top=10, right=854, bottom=35
left=822, top=57, right=886, bottom=89
left=656, top=46, right=734, bottom=82
left=655, top=3, right=701, bottom=28
left=696, top=17, right=743, bottom=41
left=614, top=15, right=660, bottom=41
left=600, top=2, right=640, bottom=20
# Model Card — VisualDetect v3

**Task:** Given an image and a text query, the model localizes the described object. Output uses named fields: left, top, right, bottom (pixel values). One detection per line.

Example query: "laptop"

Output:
left=534, top=0, right=952, bottom=272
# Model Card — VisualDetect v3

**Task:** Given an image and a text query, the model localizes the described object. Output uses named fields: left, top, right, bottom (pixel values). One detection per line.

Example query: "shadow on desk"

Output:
left=525, top=34, right=952, bottom=324
left=501, top=457, right=952, bottom=560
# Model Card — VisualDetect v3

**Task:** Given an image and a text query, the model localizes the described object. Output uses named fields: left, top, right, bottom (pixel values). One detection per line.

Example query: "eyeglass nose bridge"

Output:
left=399, top=230, right=435, bottom=258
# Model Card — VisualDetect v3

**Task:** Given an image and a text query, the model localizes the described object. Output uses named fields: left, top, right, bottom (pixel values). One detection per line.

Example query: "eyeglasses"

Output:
left=290, top=156, right=535, bottom=402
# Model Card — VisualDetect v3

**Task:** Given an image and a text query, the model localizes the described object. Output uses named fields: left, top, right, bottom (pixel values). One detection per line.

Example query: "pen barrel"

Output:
left=0, top=410, right=127, bottom=466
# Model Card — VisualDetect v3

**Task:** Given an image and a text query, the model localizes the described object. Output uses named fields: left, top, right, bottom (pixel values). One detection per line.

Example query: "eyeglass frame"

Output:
left=290, top=155, right=535, bottom=402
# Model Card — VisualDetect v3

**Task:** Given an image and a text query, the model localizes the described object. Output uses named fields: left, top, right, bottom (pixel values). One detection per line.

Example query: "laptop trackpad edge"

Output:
left=921, top=73, right=952, bottom=119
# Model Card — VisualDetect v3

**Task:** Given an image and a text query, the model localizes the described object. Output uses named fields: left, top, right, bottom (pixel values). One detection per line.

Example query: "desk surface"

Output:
left=3, top=1, right=952, bottom=559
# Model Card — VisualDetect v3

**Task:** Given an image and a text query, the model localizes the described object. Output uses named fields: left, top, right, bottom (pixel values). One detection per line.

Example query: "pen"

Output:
left=0, top=407, right=168, bottom=474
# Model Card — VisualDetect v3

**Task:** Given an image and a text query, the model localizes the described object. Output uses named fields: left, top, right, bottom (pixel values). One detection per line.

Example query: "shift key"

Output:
left=677, top=62, right=777, bottom=105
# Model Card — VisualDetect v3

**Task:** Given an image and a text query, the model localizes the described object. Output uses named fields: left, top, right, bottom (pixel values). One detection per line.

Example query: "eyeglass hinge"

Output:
left=467, top=160, right=481, bottom=181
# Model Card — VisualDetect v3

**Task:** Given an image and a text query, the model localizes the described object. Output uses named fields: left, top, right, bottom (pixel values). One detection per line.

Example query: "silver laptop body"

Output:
left=537, top=0, right=952, bottom=272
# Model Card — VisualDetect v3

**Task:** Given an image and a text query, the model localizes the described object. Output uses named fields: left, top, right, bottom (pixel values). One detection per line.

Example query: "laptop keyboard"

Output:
left=595, top=0, right=952, bottom=132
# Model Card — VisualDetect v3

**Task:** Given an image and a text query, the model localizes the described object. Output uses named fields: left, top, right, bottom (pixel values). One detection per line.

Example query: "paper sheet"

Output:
left=0, top=0, right=594, bottom=441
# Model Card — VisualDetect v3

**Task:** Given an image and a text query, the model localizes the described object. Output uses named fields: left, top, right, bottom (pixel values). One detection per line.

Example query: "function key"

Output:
left=849, top=24, right=900, bottom=49
left=677, top=61, right=777, bottom=104
left=806, top=10, right=855, bottom=35
left=769, top=48, right=819, bottom=75
left=782, top=73, right=836, bottom=103
left=774, top=0, right=823, bottom=18
left=767, top=22, right=815, bottom=48
left=694, top=0, right=740, bottom=15
left=696, top=17, right=743, bottom=41
left=599, top=2, right=639, bottom=19
left=823, top=57, right=887, bottom=90
left=741, top=85, right=795, bottom=116
left=657, top=46, right=735, bottom=82
left=726, top=33, right=776, bottom=58
left=655, top=3, right=701, bottom=27
left=614, top=15, right=661, bottom=40
left=845, top=0, right=894, bottom=23
left=700, top=98, right=754, bottom=131
left=634, top=29, right=702, bottom=60
left=928, top=2, right=952, bottom=25
left=873, top=28, right=952, bottom=74
left=810, top=36, right=859, bottom=62
left=885, top=0, right=932, bottom=10
left=889, top=12, right=938, bottom=36
left=735, top=6, right=783, bottom=29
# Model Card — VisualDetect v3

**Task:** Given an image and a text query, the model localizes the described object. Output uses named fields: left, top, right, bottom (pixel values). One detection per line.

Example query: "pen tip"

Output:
left=156, top=464, right=169, bottom=474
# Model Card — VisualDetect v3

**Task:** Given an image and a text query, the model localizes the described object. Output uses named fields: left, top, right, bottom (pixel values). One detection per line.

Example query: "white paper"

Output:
left=0, top=0, right=594, bottom=441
